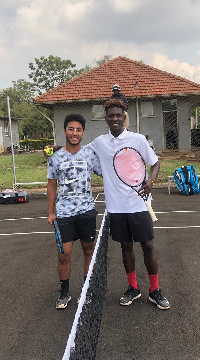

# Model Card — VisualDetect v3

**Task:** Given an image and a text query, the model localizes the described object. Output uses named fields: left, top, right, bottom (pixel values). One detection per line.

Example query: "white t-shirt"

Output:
left=89, top=129, right=158, bottom=213
left=47, top=145, right=102, bottom=217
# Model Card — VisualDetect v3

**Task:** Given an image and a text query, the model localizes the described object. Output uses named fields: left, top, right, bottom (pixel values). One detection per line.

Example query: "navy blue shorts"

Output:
left=110, top=211, right=154, bottom=243
left=56, top=209, right=97, bottom=243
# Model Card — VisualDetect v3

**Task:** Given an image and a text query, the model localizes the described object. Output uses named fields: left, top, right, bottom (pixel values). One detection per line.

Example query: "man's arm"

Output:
left=138, top=160, right=160, bottom=198
left=47, top=178, right=57, bottom=225
left=149, top=160, right=160, bottom=183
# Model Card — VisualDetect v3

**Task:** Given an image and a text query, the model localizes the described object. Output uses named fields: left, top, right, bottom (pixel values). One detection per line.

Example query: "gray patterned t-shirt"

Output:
left=47, top=146, right=102, bottom=217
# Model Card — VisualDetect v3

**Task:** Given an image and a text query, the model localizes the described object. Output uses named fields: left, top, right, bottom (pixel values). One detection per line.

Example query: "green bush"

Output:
left=19, top=138, right=54, bottom=151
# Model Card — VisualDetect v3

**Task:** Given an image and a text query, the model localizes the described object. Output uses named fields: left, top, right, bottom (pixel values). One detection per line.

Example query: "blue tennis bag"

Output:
left=174, top=165, right=200, bottom=195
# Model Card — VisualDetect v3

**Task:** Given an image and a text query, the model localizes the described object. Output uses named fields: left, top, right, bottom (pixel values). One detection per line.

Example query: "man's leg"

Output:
left=76, top=209, right=97, bottom=280
left=56, top=241, right=73, bottom=309
left=76, top=240, right=95, bottom=304
left=80, top=240, right=95, bottom=278
left=120, top=242, right=141, bottom=305
left=140, top=240, right=158, bottom=275
left=121, top=241, right=135, bottom=273
left=140, top=240, right=170, bottom=310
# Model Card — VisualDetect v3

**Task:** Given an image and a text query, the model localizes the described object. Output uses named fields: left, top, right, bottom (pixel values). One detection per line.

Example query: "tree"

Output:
left=28, top=55, right=77, bottom=94
left=0, top=54, right=114, bottom=139
left=0, top=82, right=52, bottom=139
left=27, top=55, right=114, bottom=95
left=94, top=54, right=113, bottom=66
left=0, top=80, right=36, bottom=115
left=12, top=79, right=36, bottom=103
left=71, top=64, right=92, bottom=77
left=0, top=87, right=22, bottom=116
left=12, top=101, right=52, bottom=139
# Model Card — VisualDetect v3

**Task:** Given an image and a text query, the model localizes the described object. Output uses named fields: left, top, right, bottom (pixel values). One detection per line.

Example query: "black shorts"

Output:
left=110, top=212, right=154, bottom=243
left=56, top=209, right=98, bottom=243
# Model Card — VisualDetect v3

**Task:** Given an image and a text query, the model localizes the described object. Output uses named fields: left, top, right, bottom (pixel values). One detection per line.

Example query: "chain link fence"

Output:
left=38, top=96, right=200, bottom=155
left=1, top=95, right=200, bottom=189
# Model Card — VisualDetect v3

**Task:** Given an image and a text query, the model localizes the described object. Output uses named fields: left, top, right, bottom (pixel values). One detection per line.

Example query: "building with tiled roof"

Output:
left=34, top=56, right=200, bottom=152
left=0, top=116, right=19, bottom=154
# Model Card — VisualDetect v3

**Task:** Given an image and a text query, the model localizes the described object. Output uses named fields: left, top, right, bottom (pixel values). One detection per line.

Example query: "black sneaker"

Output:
left=56, top=292, right=71, bottom=309
left=120, top=286, right=141, bottom=306
left=149, top=288, right=170, bottom=310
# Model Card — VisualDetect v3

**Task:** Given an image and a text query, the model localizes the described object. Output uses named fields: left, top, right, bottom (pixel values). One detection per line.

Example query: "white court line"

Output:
left=0, top=216, right=47, bottom=222
left=94, top=193, right=104, bottom=201
left=0, top=231, right=100, bottom=236
left=0, top=214, right=105, bottom=222
left=0, top=225, right=200, bottom=237
left=0, top=231, right=53, bottom=236
left=0, top=211, right=199, bottom=223
left=156, top=211, right=199, bottom=214
left=154, top=226, right=200, bottom=229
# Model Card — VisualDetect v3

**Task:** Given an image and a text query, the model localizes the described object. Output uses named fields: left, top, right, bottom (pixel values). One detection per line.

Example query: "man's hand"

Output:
left=48, top=213, right=56, bottom=225
left=138, top=179, right=153, bottom=198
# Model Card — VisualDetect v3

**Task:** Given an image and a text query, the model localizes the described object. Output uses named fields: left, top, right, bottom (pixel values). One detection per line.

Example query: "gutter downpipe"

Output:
left=36, top=108, right=56, bottom=145
left=136, top=97, right=140, bottom=134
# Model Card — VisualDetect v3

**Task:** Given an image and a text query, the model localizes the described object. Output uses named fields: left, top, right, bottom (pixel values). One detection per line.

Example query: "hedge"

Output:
left=19, top=138, right=54, bottom=151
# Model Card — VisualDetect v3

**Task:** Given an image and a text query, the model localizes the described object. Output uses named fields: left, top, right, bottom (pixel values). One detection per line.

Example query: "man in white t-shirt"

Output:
left=47, top=114, right=101, bottom=309
left=89, top=99, right=170, bottom=310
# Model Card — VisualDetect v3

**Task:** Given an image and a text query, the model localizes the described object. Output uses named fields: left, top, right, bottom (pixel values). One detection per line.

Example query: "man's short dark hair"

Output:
left=104, top=99, right=127, bottom=112
left=64, top=114, right=86, bottom=130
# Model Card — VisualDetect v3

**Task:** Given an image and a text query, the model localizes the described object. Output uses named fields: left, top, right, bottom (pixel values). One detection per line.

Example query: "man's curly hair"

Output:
left=104, top=99, right=128, bottom=112
left=64, top=113, right=86, bottom=130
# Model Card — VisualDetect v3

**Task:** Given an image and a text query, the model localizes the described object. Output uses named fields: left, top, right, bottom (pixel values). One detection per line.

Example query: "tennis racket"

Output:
left=53, top=220, right=64, bottom=254
left=113, top=147, right=158, bottom=222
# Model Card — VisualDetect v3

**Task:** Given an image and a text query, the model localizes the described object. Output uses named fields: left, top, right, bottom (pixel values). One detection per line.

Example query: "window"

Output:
left=162, top=99, right=177, bottom=112
left=92, top=105, right=105, bottom=120
left=141, top=102, right=153, bottom=117
left=4, top=122, right=9, bottom=136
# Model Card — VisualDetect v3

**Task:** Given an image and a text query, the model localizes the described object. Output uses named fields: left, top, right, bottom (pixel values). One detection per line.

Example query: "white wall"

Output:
left=52, top=97, right=194, bottom=152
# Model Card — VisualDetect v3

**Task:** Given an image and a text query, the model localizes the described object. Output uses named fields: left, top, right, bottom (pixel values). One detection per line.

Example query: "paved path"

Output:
left=0, top=187, right=199, bottom=360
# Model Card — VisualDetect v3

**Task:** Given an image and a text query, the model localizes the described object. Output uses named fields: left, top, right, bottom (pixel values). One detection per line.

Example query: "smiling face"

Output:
left=105, top=106, right=126, bottom=137
left=64, top=120, right=84, bottom=147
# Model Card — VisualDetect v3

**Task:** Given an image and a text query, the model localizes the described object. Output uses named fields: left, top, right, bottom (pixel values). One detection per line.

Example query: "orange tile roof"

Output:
left=34, top=56, right=200, bottom=104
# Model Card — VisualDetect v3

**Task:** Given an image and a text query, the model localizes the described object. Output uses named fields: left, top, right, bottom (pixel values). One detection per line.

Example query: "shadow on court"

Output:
left=0, top=187, right=199, bottom=360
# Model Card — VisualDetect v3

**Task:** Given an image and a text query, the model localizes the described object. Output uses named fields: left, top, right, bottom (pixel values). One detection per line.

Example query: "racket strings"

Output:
left=113, top=147, right=158, bottom=222
left=114, top=148, right=146, bottom=187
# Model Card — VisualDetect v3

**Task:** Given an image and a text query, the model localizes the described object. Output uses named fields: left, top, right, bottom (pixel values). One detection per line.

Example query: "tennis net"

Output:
left=62, top=209, right=109, bottom=360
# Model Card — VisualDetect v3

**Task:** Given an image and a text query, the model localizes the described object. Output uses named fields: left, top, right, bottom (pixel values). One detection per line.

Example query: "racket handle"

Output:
left=145, top=201, right=158, bottom=222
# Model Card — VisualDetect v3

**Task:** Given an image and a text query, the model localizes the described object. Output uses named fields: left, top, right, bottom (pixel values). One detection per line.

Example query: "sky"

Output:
left=1, top=0, right=200, bottom=90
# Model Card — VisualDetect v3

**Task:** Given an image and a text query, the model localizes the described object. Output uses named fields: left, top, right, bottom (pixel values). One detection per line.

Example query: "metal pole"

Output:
left=195, top=107, right=198, bottom=128
left=136, top=97, right=140, bottom=133
left=7, top=96, right=17, bottom=189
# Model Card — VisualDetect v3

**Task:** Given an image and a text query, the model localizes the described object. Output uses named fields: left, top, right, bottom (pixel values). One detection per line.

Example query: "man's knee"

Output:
left=58, top=243, right=72, bottom=265
left=58, top=249, right=71, bottom=265
left=81, top=241, right=94, bottom=256
left=141, top=240, right=154, bottom=254
left=121, top=241, right=133, bottom=254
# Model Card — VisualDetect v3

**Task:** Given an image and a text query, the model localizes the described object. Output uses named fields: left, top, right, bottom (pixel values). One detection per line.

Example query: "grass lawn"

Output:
left=0, top=152, right=200, bottom=189
left=0, top=152, right=103, bottom=189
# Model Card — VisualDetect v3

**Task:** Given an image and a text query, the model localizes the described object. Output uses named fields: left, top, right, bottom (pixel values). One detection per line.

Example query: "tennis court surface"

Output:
left=0, top=187, right=199, bottom=360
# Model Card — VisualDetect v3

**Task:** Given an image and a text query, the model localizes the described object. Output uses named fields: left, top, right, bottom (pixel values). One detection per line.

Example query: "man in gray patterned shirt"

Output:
left=47, top=114, right=102, bottom=309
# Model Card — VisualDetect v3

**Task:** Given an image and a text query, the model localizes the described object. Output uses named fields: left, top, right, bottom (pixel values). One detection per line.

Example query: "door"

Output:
left=162, top=99, right=178, bottom=150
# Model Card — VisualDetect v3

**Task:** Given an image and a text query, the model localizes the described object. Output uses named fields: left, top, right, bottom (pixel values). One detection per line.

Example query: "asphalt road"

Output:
left=0, top=187, right=200, bottom=360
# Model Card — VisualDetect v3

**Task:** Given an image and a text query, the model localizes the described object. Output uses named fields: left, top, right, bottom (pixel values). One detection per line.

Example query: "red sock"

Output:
left=126, top=271, right=138, bottom=289
left=148, top=274, right=159, bottom=292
